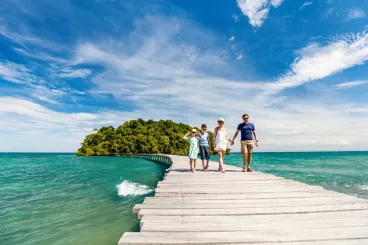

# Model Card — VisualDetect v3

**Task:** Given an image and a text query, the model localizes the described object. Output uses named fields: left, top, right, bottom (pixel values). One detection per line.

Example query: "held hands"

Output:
left=255, top=141, right=259, bottom=147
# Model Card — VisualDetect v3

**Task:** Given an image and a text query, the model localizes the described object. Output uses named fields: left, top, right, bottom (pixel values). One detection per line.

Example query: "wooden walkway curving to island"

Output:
left=118, top=155, right=368, bottom=245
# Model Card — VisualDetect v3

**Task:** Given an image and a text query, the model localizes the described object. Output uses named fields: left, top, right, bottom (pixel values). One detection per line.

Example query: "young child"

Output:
left=183, top=129, right=199, bottom=173
left=198, top=124, right=211, bottom=171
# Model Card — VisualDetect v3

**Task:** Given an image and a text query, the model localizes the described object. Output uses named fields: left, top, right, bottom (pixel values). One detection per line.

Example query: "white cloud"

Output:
left=0, top=61, right=39, bottom=84
left=300, top=2, right=313, bottom=10
left=236, top=54, right=243, bottom=60
left=229, top=36, right=235, bottom=41
left=58, top=68, right=92, bottom=78
left=267, top=31, right=368, bottom=93
left=236, top=0, right=284, bottom=27
left=232, top=14, right=240, bottom=22
left=334, top=80, right=368, bottom=89
left=346, top=8, right=366, bottom=20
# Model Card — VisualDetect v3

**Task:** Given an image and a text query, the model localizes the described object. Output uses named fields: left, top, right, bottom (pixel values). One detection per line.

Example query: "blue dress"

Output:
left=188, top=136, right=199, bottom=159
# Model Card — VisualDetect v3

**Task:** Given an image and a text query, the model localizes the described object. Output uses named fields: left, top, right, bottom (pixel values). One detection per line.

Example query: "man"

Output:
left=231, top=114, right=258, bottom=172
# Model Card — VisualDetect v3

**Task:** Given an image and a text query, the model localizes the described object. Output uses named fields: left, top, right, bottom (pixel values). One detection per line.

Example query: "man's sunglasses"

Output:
left=191, top=132, right=196, bottom=133
left=202, top=128, right=207, bottom=131
left=243, top=118, right=249, bottom=120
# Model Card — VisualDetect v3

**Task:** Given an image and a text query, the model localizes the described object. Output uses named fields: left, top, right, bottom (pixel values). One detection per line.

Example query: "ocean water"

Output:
left=1, top=152, right=367, bottom=245
left=0, top=153, right=166, bottom=245
left=220, top=152, right=368, bottom=199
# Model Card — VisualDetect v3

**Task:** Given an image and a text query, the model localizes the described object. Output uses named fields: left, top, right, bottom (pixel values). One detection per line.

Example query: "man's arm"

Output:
left=253, top=130, right=259, bottom=147
left=231, top=130, right=240, bottom=145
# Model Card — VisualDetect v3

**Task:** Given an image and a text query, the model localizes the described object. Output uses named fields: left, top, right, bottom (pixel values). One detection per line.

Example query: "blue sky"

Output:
left=0, top=0, right=368, bottom=152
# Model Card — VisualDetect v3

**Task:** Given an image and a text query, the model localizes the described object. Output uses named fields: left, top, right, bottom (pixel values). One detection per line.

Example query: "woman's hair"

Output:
left=201, top=124, right=207, bottom=129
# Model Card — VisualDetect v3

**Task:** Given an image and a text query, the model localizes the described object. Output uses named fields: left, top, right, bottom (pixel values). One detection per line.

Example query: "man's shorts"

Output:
left=199, top=145, right=210, bottom=160
left=240, top=140, right=254, bottom=154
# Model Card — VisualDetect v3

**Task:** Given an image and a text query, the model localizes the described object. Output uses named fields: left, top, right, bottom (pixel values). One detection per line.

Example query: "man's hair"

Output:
left=201, top=124, right=207, bottom=128
left=242, top=114, right=249, bottom=118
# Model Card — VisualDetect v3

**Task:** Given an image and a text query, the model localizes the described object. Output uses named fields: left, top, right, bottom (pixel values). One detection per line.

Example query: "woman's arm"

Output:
left=213, top=127, right=218, bottom=147
left=225, top=128, right=232, bottom=143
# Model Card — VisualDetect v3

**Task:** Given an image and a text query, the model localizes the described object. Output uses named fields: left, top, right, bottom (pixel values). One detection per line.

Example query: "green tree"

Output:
left=76, top=119, right=231, bottom=156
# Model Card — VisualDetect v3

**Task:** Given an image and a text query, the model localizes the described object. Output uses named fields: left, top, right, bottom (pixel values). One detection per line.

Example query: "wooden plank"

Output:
left=152, top=191, right=348, bottom=199
left=143, top=196, right=363, bottom=204
left=137, top=204, right=368, bottom=219
left=140, top=210, right=368, bottom=225
left=141, top=217, right=368, bottom=232
left=119, top=228, right=368, bottom=244
left=134, top=199, right=367, bottom=213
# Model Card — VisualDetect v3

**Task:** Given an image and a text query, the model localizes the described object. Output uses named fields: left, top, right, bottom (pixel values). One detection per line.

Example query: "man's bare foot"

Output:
left=247, top=168, right=253, bottom=172
left=242, top=168, right=246, bottom=172
left=220, top=169, right=226, bottom=173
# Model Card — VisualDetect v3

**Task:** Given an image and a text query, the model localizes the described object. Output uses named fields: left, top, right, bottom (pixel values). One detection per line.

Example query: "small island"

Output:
left=77, top=119, right=231, bottom=156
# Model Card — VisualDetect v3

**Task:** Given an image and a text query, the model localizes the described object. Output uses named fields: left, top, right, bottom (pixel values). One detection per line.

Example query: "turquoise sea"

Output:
left=1, top=152, right=367, bottom=245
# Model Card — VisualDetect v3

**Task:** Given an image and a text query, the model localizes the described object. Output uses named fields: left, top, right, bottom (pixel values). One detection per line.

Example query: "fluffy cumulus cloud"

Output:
left=236, top=0, right=284, bottom=27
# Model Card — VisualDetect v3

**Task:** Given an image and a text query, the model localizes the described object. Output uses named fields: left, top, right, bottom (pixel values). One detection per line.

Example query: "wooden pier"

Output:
left=118, top=155, right=368, bottom=244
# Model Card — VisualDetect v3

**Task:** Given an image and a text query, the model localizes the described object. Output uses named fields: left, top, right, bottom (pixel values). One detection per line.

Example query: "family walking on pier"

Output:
left=183, top=114, right=258, bottom=173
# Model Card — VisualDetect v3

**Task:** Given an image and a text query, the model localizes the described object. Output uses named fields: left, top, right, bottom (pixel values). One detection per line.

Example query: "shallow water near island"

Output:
left=1, top=151, right=367, bottom=245
left=0, top=153, right=166, bottom=245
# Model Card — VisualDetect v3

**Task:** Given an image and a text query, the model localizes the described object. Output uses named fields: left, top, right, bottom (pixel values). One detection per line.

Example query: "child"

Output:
left=183, top=129, right=199, bottom=173
left=198, top=124, right=211, bottom=171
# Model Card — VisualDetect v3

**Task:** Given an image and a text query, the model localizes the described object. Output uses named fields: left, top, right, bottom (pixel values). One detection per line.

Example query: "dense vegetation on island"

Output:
left=77, top=119, right=231, bottom=156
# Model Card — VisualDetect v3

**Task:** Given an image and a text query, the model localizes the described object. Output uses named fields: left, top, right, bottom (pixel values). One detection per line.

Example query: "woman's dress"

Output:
left=215, top=128, right=228, bottom=151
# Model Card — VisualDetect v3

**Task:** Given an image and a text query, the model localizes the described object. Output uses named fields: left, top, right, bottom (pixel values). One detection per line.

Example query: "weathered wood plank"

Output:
left=140, top=210, right=368, bottom=226
left=119, top=228, right=368, bottom=244
left=143, top=196, right=362, bottom=204
left=141, top=217, right=368, bottom=232
left=137, top=203, right=368, bottom=219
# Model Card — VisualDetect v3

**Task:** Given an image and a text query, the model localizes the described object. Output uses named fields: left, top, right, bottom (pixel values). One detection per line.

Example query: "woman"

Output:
left=183, top=129, right=199, bottom=173
left=198, top=124, right=211, bottom=171
left=214, top=118, right=231, bottom=173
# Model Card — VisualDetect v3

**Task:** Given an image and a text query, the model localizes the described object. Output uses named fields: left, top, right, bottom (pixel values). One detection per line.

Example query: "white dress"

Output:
left=215, top=128, right=228, bottom=151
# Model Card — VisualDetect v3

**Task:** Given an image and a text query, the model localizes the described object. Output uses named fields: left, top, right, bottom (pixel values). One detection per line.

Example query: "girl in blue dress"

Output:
left=183, top=129, right=199, bottom=173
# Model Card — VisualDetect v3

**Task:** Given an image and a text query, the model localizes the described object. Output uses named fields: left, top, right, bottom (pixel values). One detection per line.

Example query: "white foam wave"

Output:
left=359, top=185, right=368, bottom=191
left=116, top=180, right=152, bottom=197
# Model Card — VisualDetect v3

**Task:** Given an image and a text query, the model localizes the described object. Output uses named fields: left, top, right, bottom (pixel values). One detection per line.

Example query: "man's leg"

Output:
left=240, top=141, right=248, bottom=170
left=247, top=142, right=254, bottom=172
left=242, top=153, right=247, bottom=169
left=247, top=153, right=252, bottom=169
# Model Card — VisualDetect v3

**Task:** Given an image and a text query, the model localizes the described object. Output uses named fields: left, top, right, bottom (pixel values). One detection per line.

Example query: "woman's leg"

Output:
left=193, top=159, right=197, bottom=172
left=218, top=150, right=225, bottom=172
left=189, top=158, right=193, bottom=171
